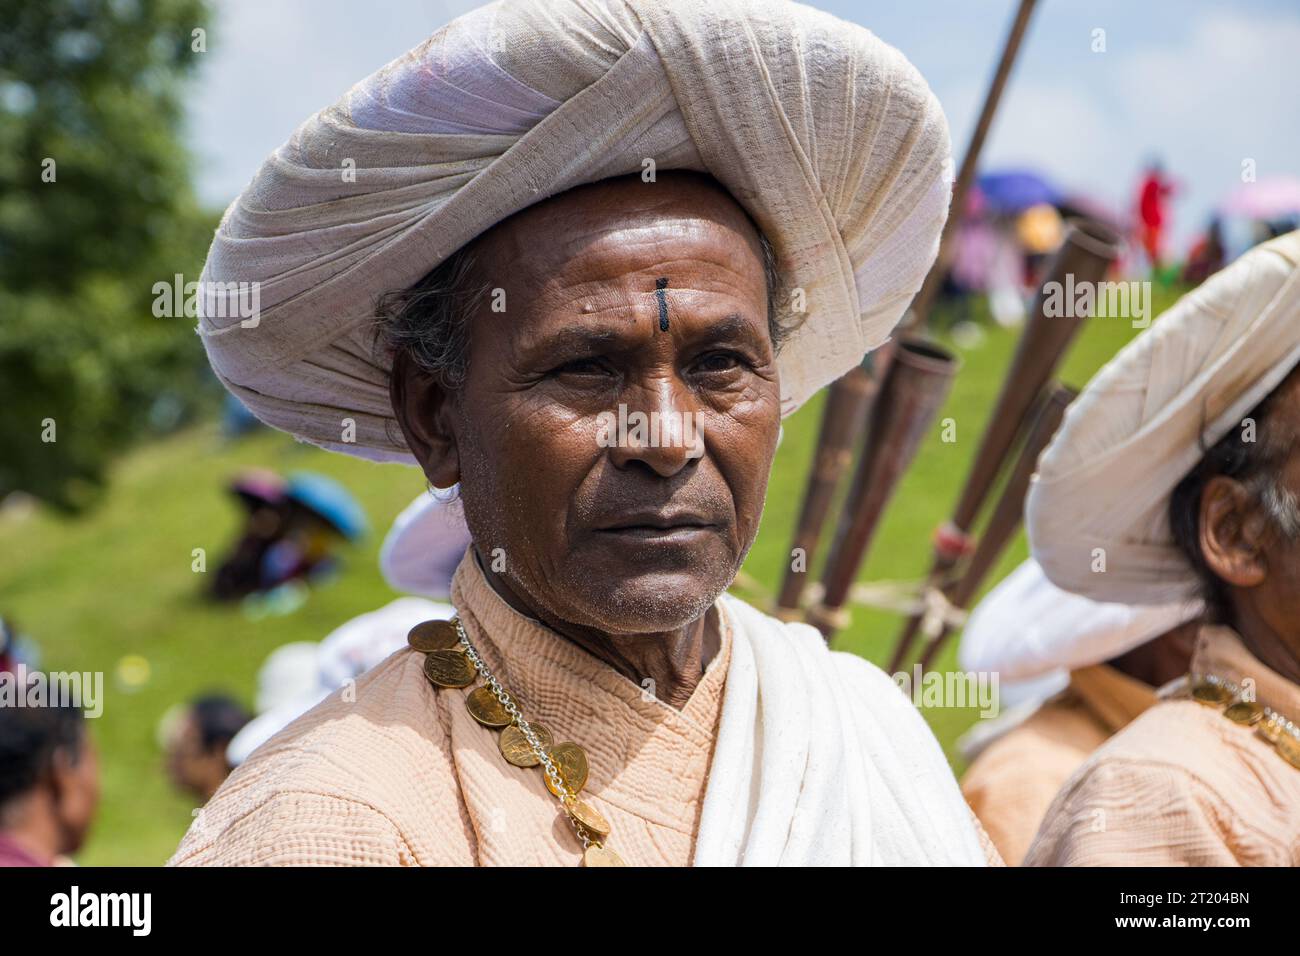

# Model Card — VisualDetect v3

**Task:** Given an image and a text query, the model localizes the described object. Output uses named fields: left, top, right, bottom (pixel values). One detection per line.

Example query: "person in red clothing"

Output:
left=0, top=699, right=99, bottom=866
left=1136, top=160, right=1177, bottom=272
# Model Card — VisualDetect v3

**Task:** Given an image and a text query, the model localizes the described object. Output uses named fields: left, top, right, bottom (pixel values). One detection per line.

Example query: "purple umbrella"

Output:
left=976, top=170, right=1063, bottom=214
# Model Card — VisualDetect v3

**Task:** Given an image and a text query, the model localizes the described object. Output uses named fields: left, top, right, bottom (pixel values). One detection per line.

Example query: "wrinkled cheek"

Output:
left=734, top=456, right=774, bottom=548
left=1274, top=545, right=1300, bottom=624
left=713, top=410, right=780, bottom=550
left=476, top=412, right=596, bottom=564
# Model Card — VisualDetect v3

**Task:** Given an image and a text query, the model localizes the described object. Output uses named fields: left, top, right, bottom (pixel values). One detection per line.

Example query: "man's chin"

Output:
left=556, top=566, right=733, bottom=635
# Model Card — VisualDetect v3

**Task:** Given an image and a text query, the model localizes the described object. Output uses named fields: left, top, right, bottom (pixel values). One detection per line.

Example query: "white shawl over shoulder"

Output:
left=695, top=595, right=987, bottom=866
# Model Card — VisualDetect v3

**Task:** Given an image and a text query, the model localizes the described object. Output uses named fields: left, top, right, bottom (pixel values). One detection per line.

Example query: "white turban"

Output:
left=197, top=0, right=951, bottom=462
left=1027, top=231, right=1300, bottom=604
left=959, top=559, right=1200, bottom=682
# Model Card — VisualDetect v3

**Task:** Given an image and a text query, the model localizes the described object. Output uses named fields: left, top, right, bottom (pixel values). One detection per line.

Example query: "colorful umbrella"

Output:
left=285, top=473, right=368, bottom=540
left=1220, top=175, right=1300, bottom=220
left=976, top=169, right=1063, bottom=214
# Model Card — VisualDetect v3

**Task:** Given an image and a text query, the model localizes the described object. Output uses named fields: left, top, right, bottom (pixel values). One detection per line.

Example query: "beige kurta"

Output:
left=1024, top=626, right=1300, bottom=866
left=961, top=664, right=1156, bottom=865
left=169, top=552, right=731, bottom=866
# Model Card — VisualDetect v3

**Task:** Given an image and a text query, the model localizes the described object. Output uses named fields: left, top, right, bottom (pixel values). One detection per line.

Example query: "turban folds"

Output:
left=198, top=0, right=952, bottom=462
left=1027, top=231, right=1300, bottom=605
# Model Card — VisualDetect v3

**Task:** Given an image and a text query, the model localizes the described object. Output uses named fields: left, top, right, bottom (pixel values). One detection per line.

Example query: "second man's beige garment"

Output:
left=961, top=664, right=1156, bottom=865
left=1025, top=626, right=1300, bottom=866
left=169, top=552, right=732, bottom=866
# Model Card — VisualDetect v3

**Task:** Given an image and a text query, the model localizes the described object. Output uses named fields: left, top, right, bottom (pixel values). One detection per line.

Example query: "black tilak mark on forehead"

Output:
left=655, top=277, right=669, bottom=331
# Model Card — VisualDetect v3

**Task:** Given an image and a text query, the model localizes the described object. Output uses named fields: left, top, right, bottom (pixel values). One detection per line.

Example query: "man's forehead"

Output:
left=460, top=175, right=772, bottom=351
left=478, top=203, right=765, bottom=291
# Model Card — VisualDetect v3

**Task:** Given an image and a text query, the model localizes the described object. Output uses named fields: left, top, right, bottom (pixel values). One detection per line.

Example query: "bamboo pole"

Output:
left=807, top=339, right=959, bottom=640
left=901, top=0, right=1040, bottom=334
left=888, top=219, right=1120, bottom=672
left=914, top=383, right=1077, bottom=671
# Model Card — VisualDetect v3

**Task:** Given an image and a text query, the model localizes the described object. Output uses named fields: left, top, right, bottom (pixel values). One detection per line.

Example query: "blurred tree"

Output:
left=0, top=0, right=217, bottom=512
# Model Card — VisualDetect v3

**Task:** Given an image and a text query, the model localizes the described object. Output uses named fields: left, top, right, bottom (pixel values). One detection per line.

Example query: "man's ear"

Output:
left=1199, top=475, right=1268, bottom=588
left=48, top=745, right=79, bottom=809
left=390, top=351, right=461, bottom=488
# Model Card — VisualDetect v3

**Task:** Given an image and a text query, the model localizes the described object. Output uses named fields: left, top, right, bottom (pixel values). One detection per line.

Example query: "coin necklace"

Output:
left=1190, top=673, right=1300, bottom=771
left=408, top=616, right=627, bottom=866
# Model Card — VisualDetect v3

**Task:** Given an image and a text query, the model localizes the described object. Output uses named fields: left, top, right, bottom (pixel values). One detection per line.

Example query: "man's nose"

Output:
left=606, top=380, right=704, bottom=478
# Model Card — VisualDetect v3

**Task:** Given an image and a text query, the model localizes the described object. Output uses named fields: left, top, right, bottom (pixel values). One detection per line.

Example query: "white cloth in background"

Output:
left=959, top=558, right=1200, bottom=684
left=227, top=597, right=454, bottom=766
left=380, top=494, right=473, bottom=600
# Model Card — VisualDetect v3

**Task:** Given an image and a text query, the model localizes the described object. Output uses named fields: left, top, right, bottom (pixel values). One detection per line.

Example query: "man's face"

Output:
left=400, top=173, right=781, bottom=634
left=55, top=733, right=99, bottom=856
left=164, top=712, right=227, bottom=799
left=1199, top=366, right=1300, bottom=665
left=1244, top=372, right=1300, bottom=651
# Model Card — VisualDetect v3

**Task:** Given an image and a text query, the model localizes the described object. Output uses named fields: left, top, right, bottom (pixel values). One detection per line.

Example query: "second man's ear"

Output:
left=1198, top=475, right=1268, bottom=589
left=390, top=351, right=462, bottom=489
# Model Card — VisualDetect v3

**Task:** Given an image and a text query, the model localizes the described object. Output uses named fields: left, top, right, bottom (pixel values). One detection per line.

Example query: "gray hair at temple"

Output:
left=375, top=202, right=791, bottom=393
left=1169, top=364, right=1300, bottom=623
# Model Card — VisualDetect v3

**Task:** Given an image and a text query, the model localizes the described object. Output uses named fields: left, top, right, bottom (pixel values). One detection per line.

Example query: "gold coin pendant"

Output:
left=466, top=686, right=513, bottom=728
left=582, top=845, right=627, bottom=867
left=1191, top=680, right=1231, bottom=706
left=423, top=649, right=476, bottom=688
left=567, top=799, right=611, bottom=839
left=1224, top=700, right=1264, bottom=725
left=545, top=742, right=589, bottom=797
left=499, top=722, right=553, bottom=768
left=407, top=619, right=461, bottom=652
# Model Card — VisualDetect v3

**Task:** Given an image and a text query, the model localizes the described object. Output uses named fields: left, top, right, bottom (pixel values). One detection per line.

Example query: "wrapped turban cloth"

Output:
left=1027, top=230, right=1300, bottom=605
left=197, top=0, right=952, bottom=462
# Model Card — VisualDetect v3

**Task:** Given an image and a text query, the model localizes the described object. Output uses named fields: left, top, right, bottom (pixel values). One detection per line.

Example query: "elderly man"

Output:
left=169, top=0, right=994, bottom=866
left=1023, top=230, right=1300, bottom=866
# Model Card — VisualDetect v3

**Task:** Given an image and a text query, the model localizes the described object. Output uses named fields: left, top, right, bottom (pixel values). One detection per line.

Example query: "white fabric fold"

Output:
left=379, top=493, right=473, bottom=600
left=959, top=558, right=1201, bottom=682
left=694, top=594, right=987, bottom=866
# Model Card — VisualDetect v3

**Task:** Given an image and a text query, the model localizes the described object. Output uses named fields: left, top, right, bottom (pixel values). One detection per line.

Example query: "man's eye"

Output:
left=553, top=357, right=611, bottom=377
left=693, top=351, right=745, bottom=374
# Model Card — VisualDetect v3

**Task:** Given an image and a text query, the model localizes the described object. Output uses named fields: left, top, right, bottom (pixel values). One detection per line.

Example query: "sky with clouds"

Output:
left=185, top=0, right=1300, bottom=254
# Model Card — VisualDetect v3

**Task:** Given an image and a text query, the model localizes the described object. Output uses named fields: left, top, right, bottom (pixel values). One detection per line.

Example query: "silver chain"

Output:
left=454, top=618, right=594, bottom=850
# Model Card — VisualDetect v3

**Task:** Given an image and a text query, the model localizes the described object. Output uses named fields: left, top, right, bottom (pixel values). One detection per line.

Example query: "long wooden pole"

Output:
left=888, top=219, right=1120, bottom=671
left=808, top=340, right=959, bottom=640
left=773, top=0, right=1040, bottom=622
left=914, top=383, right=1077, bottom=671
left=774, top=362, right=877, bottom=617
left=901, top=0, right=1040, bottom=334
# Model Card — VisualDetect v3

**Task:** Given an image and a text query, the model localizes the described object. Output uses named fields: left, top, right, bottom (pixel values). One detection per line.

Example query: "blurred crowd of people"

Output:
left=211, top=469, right=367, bottom=606
left=0, top=482, right=471, bottom=865
left=940, top=162, right=1300, bottom=330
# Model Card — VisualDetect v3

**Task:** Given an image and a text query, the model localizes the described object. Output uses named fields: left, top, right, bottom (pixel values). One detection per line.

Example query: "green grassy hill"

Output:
left=0, top=293, right=1169, bottom=864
